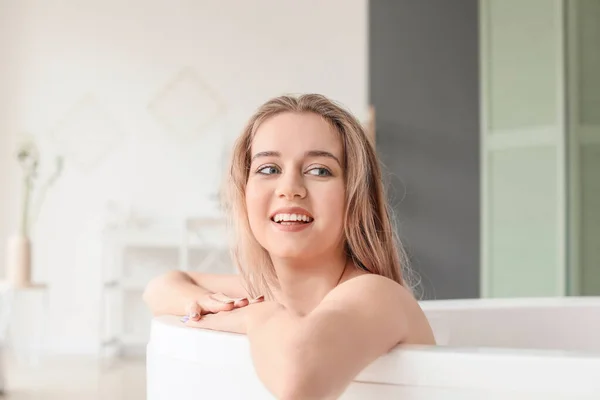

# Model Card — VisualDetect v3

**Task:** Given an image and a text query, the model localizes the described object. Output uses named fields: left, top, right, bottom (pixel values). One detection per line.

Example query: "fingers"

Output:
left=210, top=292, right=237, bottom=304
left=230, top=295, right=265, bottom=307
left=233, top=297, right=249, bottom=308
left=185, top=301, right=203, bottom=322
left=210, top=292, right=255, bottom=309
left=186, top=293, right=265, bottom=320
left=201, top=292, right=247, bottom=314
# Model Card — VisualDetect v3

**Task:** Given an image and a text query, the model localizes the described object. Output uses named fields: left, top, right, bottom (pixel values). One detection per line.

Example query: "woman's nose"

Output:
left=275, top=172, right=307, bottom=199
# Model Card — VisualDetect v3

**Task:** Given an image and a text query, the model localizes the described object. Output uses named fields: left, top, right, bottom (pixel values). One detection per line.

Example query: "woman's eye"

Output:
left=307, top=167, right=332, bottom=177
left=257, top=165, right=280, bottom=175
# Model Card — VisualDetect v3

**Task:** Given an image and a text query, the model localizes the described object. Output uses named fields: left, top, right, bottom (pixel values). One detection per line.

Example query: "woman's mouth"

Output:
left=271, top=213, right=314, bottom=225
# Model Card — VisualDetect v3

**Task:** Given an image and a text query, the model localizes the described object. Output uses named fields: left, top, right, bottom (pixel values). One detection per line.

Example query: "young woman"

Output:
left=143, top=94, right=435, bottom=399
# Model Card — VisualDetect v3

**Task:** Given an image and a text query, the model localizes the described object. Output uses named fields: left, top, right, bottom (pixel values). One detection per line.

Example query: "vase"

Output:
left=6, top=234, right=32, bottom=288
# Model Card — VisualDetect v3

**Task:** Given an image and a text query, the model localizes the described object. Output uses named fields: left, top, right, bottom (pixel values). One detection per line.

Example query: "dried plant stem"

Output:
left=21, top=177, right=32, bottom=237
left=29, top=159, right=63, bottom=234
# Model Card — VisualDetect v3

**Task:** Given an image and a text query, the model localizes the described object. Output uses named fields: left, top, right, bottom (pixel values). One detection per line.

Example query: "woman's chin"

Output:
left=268, top=248, right=311, bottom=260
left=264, top=241, right=321, bottom=261
left=261, top=236, right=341, bottom=262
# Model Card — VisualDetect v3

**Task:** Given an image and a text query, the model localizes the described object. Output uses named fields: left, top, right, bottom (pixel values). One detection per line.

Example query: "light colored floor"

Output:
left=2, top=356, right=146, bottom=399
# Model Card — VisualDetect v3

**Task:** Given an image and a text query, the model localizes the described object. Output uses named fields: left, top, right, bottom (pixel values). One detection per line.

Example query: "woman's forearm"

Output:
left=143, top=270, right=211, bottom=316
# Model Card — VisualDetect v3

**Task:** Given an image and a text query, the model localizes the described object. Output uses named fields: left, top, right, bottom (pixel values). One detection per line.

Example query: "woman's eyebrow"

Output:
left=251, top=151, right=280, bottom=162
left=305, top=150, right=341, bottom=166
left=250, top=150, right=341, bottom=166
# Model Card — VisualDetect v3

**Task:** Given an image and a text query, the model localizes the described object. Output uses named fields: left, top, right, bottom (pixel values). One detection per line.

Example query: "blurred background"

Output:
left=0, top=0, right=598, bottom=398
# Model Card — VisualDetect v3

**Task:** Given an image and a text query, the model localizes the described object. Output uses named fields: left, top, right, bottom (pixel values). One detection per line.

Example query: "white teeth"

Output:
left=273, top=213, right=313, bottom=223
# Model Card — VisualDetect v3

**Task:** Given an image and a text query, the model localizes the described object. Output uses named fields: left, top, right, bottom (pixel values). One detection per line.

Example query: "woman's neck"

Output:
left=270, top=252, right=350, bottom=316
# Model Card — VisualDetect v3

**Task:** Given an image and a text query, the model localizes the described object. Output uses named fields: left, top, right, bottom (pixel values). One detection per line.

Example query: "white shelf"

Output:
left=100, top=219, right=230, bottom=357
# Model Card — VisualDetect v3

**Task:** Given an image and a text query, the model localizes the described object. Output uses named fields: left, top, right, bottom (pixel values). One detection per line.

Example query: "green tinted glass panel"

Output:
left=487, top=0, right=559, bottom=130
left=580, top=144, right=600, bottom=295
left=577, top=0, right=600, bottom=125
left=488, top=147, right=559, bottom=297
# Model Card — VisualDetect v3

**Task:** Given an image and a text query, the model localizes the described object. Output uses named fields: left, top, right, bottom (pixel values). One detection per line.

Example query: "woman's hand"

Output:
left=184, top=292, right=264, bottom=322
left=182, top=299, right=277, bottom=334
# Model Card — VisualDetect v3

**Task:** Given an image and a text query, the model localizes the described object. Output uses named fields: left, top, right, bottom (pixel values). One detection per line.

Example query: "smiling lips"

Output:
left=270, top=207, right=313, bottom=231
left=272, top=213, right=313, bottom=223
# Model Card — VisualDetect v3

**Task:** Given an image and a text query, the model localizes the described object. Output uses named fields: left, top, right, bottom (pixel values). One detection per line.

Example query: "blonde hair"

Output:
left=223, top=94, right=412, bottom=298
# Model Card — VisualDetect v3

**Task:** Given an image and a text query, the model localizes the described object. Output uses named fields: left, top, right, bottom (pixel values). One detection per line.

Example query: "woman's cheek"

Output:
left=245, top=182, right=269, bottom=229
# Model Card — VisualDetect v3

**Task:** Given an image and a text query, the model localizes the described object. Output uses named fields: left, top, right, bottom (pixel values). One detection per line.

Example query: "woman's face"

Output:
left=245, top=112, right=346, bottom=261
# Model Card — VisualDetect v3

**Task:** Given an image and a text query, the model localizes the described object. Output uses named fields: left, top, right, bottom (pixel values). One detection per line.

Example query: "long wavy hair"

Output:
left=222, top=94, right=413, bottom=299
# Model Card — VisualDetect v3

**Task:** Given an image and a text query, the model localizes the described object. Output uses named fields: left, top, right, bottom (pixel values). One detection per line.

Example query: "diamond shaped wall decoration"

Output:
left=148, top=67, right=226, bottom=142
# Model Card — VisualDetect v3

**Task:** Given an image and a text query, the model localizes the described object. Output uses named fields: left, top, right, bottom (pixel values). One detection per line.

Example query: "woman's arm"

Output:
left=142, top=271, right=251, bottom=317
left=246, top=274, right=410, bottom=400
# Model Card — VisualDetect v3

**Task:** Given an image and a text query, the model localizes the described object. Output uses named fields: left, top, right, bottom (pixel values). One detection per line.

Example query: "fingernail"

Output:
left=189, top=312, right=199, bottom=318
left=250, top=295, right=264, bottom=303
left=224, top=300, right=235, bottom=304
left=180, top=316, right=189, bottom=322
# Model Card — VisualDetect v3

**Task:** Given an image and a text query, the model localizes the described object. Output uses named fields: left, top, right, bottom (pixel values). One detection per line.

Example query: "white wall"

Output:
left=0, top=1, right=22, bottom=277
left=0, top=0, right=368, bottom=355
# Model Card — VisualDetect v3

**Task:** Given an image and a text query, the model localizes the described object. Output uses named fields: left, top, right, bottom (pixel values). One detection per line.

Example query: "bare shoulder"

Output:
left=324, top=273, right=436, bottom=345
left=327, top=273, right=411, bottom=303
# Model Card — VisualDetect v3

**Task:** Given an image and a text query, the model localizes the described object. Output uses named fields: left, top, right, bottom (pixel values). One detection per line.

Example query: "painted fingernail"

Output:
left=249, top=295, right=264, bottom=303
left=180, top=316, right=189, bottom=322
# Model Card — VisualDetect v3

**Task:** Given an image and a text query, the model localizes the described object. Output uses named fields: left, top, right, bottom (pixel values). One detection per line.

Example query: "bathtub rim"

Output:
left=148, top=298, right=600, bottom=397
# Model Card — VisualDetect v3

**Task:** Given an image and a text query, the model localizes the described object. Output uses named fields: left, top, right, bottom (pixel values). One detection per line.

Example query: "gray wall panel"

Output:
left=369, top=0, right=480, bottom=299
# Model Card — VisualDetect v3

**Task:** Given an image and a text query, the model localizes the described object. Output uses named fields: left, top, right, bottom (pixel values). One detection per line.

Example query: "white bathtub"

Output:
left=146, top=297, right=600, bottom=399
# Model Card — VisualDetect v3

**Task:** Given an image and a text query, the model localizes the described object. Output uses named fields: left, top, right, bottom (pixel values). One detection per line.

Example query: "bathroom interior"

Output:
left=0, top=0, right=599, bottom=398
